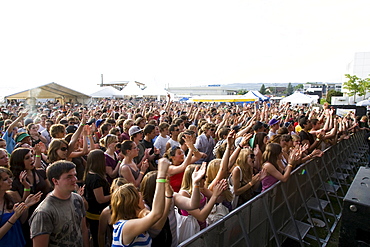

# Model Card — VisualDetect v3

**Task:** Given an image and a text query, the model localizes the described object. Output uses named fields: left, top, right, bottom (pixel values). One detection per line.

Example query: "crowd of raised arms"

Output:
left=0, top=95, right=369, bottom=247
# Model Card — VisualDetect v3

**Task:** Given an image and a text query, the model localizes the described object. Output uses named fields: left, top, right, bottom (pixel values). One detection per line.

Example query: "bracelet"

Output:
left=316, top=138, right=321, bottom=142
left=194, top=185, right=200, bottom=188
left=248, top=182, right=253, bottom=186
left=156, top=178, right=167, bottom=183
left=7, top=220, right=14, bottom=225
left=238, top=144, right=243, bottom=149
left=193, top=148, right=199, bottom=153
left=24, top=188, right=31, bottom=192
left=80, top=124, right=85, bottom=126
left=35, top=155, right=41, bottom=158
left=165, top=196, right=173, bottom=199
left=288, top=164, right=293, bottom=168
left=140, top=171, right=145, bottom=175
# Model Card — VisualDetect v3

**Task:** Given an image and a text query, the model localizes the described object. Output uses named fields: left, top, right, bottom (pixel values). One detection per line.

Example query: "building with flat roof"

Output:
left=166, top=84, right=236, bottom=97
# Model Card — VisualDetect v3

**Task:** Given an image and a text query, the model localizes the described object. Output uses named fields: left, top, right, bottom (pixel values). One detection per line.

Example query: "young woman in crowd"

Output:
left=98, top=177, right=128, bottom=247
left=119, top=140, right=148, bottom=188
left=179, top=164, right=228, bottom=230
left=260, top=143, right=301, bottom=192
left=26, top=123, right=47, bottom=147
left=100, top=134, right=120, bottom=184
left=165, top=134, right=198, bottom=192
left=229, top=148, right=260, bottom=209
left=0, top=167, right=42, bottom=246
left=110, top=158, right=169, bottom=247
left=140, top=164, right=204, bottom=247
left=84, top=149, right=111, bottom=247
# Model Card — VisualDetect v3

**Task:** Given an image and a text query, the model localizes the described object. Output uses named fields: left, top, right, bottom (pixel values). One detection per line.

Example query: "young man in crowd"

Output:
left=29, top=160, right=89, bottom=247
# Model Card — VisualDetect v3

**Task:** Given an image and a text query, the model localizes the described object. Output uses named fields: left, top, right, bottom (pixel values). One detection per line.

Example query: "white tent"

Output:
left=356, top=99, right=370, bottom=106
left=280, top=92, right=316, bottom=105
left=90, top=86, right=123, bottom=98
left=121, top=81, right=145, bottom=97
left=244, top=90, right=269, bottom=101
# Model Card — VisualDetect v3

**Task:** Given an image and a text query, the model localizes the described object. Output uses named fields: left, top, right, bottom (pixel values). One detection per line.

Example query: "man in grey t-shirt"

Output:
left=29, top=161, right=89, bottom=247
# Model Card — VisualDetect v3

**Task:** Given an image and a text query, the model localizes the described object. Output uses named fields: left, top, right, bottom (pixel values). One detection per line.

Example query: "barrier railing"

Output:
left=178, top=130, right=369, bottom=247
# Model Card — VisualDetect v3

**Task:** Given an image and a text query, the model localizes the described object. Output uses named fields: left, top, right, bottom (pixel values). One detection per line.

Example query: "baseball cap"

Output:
left=284, top=122, right=293, bottom=128
left=129, top=126, right=142, bottom=136
left=268, top=119, right=279, bottom=126
left=15, top=132, right=30, bottom=143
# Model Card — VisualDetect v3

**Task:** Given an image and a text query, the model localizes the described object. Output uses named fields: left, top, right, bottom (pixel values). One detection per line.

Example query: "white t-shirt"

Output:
left=154, top=135, right=170, bottom=156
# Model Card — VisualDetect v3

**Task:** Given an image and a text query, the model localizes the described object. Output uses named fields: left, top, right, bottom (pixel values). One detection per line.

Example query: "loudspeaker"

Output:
left=339, top=167, right=370, bottom=246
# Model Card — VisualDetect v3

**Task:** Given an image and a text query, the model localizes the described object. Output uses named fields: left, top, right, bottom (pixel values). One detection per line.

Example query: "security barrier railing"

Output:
left=178, top=130, right=369, bottom=247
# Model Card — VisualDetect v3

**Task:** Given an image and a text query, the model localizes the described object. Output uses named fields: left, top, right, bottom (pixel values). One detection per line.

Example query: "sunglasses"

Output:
left=174, top=129, right=180, bottom=131
left=210, top=129, right=215, bottom=131
left=249, top=154, right=255, bottom=159
left=60, top=147, right=68, bottom=151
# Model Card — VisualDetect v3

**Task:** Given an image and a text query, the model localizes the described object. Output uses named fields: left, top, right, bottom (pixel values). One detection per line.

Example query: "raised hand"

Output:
left=19, top=171, right=31, bottom=189
left=251, top=173, right=260, bottom=185
left=226, top=130, right=236, bottom=147
left=76, top=184, right=85, bottom=197
left=13, top=202, right=28, bottom=218
left=192, top=162, right=206, bottom=184
left=240, top=133, right=253, bottom=147
left=212, top=179, right=228, bottom=197
left=141, top=159, right=149, bottom=173
left=24, top=191, right=43, bottom=207
left=157, top=158, right=171, bottom=177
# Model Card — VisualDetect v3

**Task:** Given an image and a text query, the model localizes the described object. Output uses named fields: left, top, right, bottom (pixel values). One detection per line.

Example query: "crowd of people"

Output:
left=0, top=95, right=369, bottom=247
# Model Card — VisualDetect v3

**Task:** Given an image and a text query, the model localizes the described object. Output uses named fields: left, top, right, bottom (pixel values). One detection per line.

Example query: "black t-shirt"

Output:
left=84, top=173, right=110, bottom=215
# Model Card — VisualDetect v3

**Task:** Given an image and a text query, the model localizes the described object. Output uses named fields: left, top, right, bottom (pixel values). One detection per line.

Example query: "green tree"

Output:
left=294, top=84, right=304, bottom=91
left=326, top=90, right=343, bottom=104
left=343, top=74, right=362, bottom=102
left=237, top=89, right=248, bottom=95
left=260, top=84, right=266, bottom=94
left=358, top=76, right=370, bottom=100
left=287, top=82, right=293, bottom=95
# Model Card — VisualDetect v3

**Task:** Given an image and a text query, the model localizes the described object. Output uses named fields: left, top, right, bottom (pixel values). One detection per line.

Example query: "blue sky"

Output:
left=1, top=0, right=369, bottom=95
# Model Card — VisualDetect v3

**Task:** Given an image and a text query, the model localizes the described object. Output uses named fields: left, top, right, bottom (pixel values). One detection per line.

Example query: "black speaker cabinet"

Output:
left=339, top=166, right=370, bottom=246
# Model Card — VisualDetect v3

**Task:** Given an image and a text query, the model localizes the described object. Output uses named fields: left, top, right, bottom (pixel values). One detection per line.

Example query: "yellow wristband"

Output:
left=35, top=155, right=41, bottom=158
left=288, top=164, right=293, bottom=168
left=24, top=188, right=31, bottom=192
left=140, top=171, right=145, bottom=175
left=156, top=179, right=167, bottom=183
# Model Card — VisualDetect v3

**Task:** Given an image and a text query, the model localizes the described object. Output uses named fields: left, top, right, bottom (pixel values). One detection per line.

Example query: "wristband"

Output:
left=140, top=171, right=145, bottom=175
left=7, top=220, right=14, bottom=225
left=316, top=138, right=321, bottom=142
left=194, top=185, right=200, bottom=188
left=288, top=164, right=293, bottom=168
left=156, top=179, right=167, bottom=183
left=165, top=196, right=173, bottom=199
left=24, top=188, right=31, bottom=192
left=157, top=177, right=166, bottom=179
left=248, top=182, right=253, bottom=186
left=238, top=144, right=243, bottom=149
left=80, top=124, right=85, bottom=126
left=35, top=155, right=41, bottom=158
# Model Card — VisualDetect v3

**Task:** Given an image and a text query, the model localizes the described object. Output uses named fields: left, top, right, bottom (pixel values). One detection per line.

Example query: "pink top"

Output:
left=180, top=192, right=207, bottom=229
left=261, top=175, right=279, bottom=192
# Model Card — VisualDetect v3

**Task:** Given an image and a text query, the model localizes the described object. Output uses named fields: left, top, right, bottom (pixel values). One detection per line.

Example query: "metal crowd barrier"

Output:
left=178, top=130, right=369, bottom=247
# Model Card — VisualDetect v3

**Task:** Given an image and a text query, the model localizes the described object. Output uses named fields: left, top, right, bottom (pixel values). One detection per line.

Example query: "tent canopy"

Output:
left=244, top=90, right=269, bottom=101
left=90, top=86, right=123, bottom=98
left=280, top=92, right=316, bottom=105
left=5, top=82, right=91, bottom=104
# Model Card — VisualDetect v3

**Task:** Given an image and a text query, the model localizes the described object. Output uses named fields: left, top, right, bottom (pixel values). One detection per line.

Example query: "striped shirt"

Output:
left=112, top=220, right=152, bottom=247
